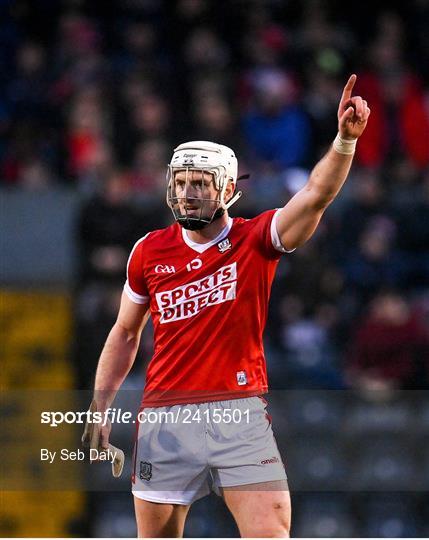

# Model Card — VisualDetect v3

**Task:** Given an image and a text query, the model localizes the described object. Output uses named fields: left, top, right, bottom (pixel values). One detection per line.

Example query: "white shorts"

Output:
left=132, top=396, right=287, bottom=505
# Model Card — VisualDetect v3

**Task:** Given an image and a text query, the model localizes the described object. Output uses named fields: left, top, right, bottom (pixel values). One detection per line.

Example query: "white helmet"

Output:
left=166, top=141, right=242, bottom=230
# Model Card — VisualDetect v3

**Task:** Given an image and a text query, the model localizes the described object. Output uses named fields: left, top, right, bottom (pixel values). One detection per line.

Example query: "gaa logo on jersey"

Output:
left=218, top=238, right=232, bottom=253
left=155, top=264, right=176, bottom=273
left=236, top=370, right=247, bottom=386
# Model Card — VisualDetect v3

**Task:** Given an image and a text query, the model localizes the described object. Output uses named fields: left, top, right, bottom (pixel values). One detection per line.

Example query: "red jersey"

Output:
left=125, top=209, right=291, bottom=406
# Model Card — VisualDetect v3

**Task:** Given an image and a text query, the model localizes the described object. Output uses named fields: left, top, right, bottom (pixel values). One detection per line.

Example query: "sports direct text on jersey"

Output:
left=155, top=262, right=237, bottom=323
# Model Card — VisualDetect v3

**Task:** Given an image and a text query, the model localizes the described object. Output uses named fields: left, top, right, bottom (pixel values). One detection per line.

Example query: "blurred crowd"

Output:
left=2, top=0, right=428, bottom=391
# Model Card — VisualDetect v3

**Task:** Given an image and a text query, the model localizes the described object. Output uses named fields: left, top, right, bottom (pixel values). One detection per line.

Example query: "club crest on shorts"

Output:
left=236, top=370, right=247, bottom=385
left=139, top=461, right=152, bottom=481
left=217, top=238, right=232, bottom=253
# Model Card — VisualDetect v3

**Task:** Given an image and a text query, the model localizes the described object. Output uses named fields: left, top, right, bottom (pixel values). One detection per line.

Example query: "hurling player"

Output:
left=89, top=75, right=370, bottom=537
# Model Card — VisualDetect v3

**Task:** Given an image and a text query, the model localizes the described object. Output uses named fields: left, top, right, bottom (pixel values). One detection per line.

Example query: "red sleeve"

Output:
left=251, top=209, right=295, bottom=260
left=123, top=235, right=150, bottom=304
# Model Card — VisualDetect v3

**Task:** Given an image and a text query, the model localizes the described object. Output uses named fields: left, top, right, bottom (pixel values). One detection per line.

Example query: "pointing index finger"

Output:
left=340, top=74, right=357, bottom=104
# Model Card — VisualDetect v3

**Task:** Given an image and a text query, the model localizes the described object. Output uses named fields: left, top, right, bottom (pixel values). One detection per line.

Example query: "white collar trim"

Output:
left=181, top=217, right=233, bottom=253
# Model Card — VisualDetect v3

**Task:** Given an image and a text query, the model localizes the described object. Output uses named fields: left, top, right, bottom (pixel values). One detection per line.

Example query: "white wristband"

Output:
left=333, top=133, right=357, bottom=155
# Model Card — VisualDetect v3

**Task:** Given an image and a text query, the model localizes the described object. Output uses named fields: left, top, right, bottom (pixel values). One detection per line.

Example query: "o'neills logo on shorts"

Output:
left=261, top=457, right=280, bottom=465
left=155, top=263, right=237, bottom=323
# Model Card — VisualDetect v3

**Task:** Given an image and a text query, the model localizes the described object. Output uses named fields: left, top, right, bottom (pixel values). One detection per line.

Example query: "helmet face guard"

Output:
left=166, top=166, right=229, bottom=230
left=166, top=141, right=242, bottom=230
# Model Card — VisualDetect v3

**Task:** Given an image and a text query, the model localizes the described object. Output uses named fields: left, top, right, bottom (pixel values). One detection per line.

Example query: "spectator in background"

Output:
left=279, top=294, right=344, bottom=389
left=293, top=0, right=355, bottom=62
left=2, top=42, right=59, bottom=184
left=1, top=120, right=54, bottom=185
left=15, top=158, right=55, bottom=190
left=279, top=235, right=337, bottom=309
left=346, top=291, right=428, bottom=391
left=342, top=215, right=403, bottom=302
left=51, top=13, right=107, bottom=104
left=113, top=71, right=157, bottom=163
left=74, top=169, right=143, bottom=388
left=67, top=87, right=113, bottom=189
left=180, top=24, right=233, bottom=140
left=354, top=12, right=429, bottom=169
left=241, top=68, right=311, bottom=169
left=7, top=42, right=51, bottom=121
left=77, top=170, right=140, bottom=284
left=112, top=21, right=160, bottom=78
left=130, top=138, right=170, bottom=201
left=238, top=6, right=288, bottom=83
left=336, top=169, right=386, bottom=250
left=393, top=171, right=429, bottom=289
left=121, top=93, right=171, bottom=164
left=131, top=94, right=170, bottom=139
left=192, top=95, right=239, bottom=151
left=183, top=27, right=230, bottom=73
left=303, top=68, right=347, bottom=159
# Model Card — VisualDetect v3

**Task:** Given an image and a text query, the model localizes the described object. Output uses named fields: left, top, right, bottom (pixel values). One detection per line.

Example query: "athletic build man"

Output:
left=89, top=75, right=369, bottom=537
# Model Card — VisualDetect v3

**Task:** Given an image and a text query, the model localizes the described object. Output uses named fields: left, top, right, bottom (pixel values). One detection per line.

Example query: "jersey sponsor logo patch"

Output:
left=236, top=370, right=247, bottom=385
left=155, top=264, right=176, bottom=273
left=218, top=238, right=232, bottom=253
left=156, top=262, right=237, bottom=323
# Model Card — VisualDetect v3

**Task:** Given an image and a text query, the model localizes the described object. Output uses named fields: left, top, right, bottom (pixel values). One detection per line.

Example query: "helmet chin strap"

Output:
left=178, top=189, right=243, bottom=230
left=224, top=190, right=242, bottom=210
left=178, top=208, right=225, bottom=230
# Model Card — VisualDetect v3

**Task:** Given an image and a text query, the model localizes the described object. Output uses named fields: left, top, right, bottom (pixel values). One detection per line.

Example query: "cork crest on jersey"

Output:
left=217, top=238, right=232, bottom=253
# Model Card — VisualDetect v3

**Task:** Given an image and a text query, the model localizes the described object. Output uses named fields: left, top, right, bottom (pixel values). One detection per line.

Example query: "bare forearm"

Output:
left=93, top=322, right=141, bottom=410
left=307, top=73, right=371, bottom=208
left=307, top=145, right=354, bottom=209
left=276, top=139, right=357, bottom=249
left=275, top=75, right=370, bottom=250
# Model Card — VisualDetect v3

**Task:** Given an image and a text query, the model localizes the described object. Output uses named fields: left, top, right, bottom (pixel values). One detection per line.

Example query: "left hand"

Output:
left=82, top=399, right=124, bottom=477
left=81, top=399, right=112, bottom=457
left=337, top=74, right=371, bottom=139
